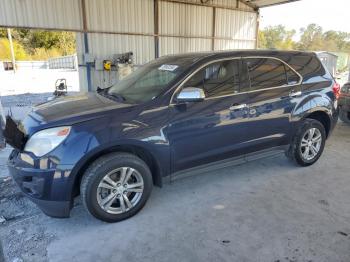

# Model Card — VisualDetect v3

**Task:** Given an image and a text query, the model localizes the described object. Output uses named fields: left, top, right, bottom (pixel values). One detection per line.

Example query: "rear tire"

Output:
left=80, top=152, right=153, bottom=222
left=286, top=119, right=326, bottom=167
left=339, top=109, right=350, bottom=124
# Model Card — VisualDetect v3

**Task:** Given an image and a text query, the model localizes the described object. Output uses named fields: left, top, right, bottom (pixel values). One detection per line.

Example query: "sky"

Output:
left=260, top=0, right=350, bottom=37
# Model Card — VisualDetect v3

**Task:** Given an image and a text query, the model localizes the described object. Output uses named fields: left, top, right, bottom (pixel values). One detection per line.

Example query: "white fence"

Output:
left=15, top=61, right=48, bottom=70
left=48, top=55, right=78, bottom=70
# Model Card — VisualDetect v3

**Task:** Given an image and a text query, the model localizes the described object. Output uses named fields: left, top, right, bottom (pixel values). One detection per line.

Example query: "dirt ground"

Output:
left=0, top=122, right=350, bottom=262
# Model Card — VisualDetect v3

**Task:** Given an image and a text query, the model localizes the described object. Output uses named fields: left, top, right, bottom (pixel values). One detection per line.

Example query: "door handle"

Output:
left=229, top=104, right=247, bottom=111
left=289, top=90, right=302, bottom=98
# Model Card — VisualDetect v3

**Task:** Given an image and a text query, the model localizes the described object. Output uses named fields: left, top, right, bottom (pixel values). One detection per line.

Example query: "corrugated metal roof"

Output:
left=159, top=37, right=212, bottom=56
left=179, top=0, right=300, bottom=9
left=0, top=0, right=82, bottom=30
left=84, top=33, right=155, bottom=65
left=159, top=1, right=213, bottom=37
left=214, top=39, right=255, bottom=50
left=242, top=0, right=300, bottom=8
left=85, top=0, right=154, bottom=34
left=215, top=8, right=257, bottom=40
left=176, top=0, right=254, bottom=11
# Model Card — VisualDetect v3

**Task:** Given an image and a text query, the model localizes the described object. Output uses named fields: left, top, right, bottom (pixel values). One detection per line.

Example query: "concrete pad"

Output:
left=46, top=122, right=350, bottom=262
left=1, top=122, right=350, bottom=262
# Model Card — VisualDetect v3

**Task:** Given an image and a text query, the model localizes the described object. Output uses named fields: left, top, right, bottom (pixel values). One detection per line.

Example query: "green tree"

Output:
left=297, top=24, right=324, bottom=51
left=259, top=23, right=350, bottom=53
left=1, top=28, right=76, bottom=56
left=56, top=32, right=76, bottom=55
left=258, top=25, right=296, bottom=50
left=29, top=31, right=61, bottom=50
left=0, top=38, right=28, bottom=60
left=0, top=28, right=6, bottom=38
left=323, top=30, right=350, bottom=52
left=258, top=31, right=267, bottom=49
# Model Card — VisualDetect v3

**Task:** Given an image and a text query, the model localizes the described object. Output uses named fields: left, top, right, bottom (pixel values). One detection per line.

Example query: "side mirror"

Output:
left=176, top=87, right=205, bottom=103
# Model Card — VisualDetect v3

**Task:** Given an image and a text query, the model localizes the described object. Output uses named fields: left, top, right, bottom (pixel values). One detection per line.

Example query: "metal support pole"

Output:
left=211, top=7, right=216, bottom=51
left=7, top=28, right=16, bottom=73
left=81, top=0, right=92, bottom=91
left=255, top=11, right=260, bottom=49
left=83, top=33, right=92, bottom=91
left=154, top=0, right=159, bottom=58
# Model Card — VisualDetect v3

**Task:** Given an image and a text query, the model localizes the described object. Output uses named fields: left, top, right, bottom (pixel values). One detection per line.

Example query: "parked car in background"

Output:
left=339, top=82, right=350, bottom=124
left=5, top=50, right=339, bottom=222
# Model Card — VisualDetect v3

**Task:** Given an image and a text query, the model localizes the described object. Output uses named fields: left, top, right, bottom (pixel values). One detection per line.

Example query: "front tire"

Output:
left=80, top=153, right=153, bottom=222
left=286, top=119, right=326, bottom=167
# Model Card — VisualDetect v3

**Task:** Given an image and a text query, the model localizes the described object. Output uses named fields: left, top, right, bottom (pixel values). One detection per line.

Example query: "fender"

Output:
left=291, top=91, right=337, bottom=138
left=292, top=92, right=334, bottom=120
left=66, top=138, right=171, bottom=196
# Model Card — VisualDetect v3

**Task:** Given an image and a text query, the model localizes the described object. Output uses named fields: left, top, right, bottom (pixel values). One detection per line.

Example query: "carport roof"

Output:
left=241, top=0, right=300, bottom=8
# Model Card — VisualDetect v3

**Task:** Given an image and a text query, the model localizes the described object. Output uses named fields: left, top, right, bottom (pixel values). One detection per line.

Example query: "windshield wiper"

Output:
left=106, top=93, right=126, bottom=102
left=97, top=89, right=126, bottom=102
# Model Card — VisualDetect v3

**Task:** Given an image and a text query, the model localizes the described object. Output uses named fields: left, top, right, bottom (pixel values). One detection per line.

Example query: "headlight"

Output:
left=24, top=126, right=71, bottom=157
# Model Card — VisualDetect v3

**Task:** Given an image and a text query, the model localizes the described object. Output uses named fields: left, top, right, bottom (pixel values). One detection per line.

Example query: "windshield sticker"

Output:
left=158, top=64, right=179, bottom=72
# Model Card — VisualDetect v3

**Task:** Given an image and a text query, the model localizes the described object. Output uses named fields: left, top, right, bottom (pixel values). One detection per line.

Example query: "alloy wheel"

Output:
left=300, top=127, right=322, bottom=161
left=97, top=167, right=144, bottom=214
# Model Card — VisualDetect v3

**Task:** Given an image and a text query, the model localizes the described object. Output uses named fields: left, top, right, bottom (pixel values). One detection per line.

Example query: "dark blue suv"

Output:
left=5, top=50, right=339, bottom=222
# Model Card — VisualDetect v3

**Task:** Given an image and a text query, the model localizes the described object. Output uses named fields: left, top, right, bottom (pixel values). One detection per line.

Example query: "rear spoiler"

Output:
left=3, top=116, right=27, bottom=150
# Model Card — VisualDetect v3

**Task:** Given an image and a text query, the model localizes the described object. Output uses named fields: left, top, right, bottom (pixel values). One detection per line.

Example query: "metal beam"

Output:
left=81, top=0, right=92, bottom=92
left=245, top=0, right=301, bottom=8
left=161, top=0, right=257, bottom=13
left=154, top=0, right=160, bottom=58
left=7, top=28, right=16, bottom=73
left=211, top=7, right=216, bottom=51
left=237, top=0, right=257, bottom=10
left=0, top=25, right=256, bottom=42
left=255, top=11, right=260, bottom=49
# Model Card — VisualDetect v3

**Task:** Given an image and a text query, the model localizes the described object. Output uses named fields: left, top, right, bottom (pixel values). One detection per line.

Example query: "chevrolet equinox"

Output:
left=5, top=50, right=339, bottom=222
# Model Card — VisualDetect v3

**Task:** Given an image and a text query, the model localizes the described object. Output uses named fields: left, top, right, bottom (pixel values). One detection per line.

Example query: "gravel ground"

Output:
left=0, top=92, right=75, bottom=262
left=0, top=122, right=349, bottom=262
left=1, top=92, right=78, bottom=121
left=0, top=176, right=52, bottom=262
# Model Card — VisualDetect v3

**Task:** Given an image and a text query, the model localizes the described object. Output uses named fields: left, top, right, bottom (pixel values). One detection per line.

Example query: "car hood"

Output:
left=25, top=92, right=134, bottom=129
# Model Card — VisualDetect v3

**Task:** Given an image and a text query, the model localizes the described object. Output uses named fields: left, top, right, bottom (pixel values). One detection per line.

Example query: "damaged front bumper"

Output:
left=4, top=116, right=73, bottom=218
left=7, top=150, right=72, bottom=218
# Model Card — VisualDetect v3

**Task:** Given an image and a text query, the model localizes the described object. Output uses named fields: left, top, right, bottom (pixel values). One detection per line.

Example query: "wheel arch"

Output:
left=71, top=142, right=164, bottom=198
left=303, top=110, right=331, bottom=138
left=293, top=92, right=335, bottom=138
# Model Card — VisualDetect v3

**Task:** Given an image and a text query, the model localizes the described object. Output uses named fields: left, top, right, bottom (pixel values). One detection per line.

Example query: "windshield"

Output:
left=108, top=57, right=191, bottom=103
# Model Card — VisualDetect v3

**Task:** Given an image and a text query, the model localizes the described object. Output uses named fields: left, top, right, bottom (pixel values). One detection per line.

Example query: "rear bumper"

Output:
left=7, top=150, right=72, bottom=218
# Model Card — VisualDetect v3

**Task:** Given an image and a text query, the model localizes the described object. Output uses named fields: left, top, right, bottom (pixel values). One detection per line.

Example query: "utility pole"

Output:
left=7, top=28, right=16, bottom=73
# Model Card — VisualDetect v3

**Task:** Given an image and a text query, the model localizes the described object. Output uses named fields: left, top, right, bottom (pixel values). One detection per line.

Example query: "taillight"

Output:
left=333, top=82, right=341, bottom=100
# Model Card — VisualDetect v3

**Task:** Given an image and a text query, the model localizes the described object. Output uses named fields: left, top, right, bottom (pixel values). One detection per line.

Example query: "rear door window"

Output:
left=244, top=58, right=288, bottom=91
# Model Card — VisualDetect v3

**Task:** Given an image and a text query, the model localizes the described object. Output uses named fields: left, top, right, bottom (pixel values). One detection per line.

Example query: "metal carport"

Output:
left=0, top=0, right=300, bottom=91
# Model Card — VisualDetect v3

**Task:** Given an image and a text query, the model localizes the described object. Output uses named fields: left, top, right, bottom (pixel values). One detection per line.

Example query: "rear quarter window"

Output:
left=284, top=54, right=331, bottom=84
